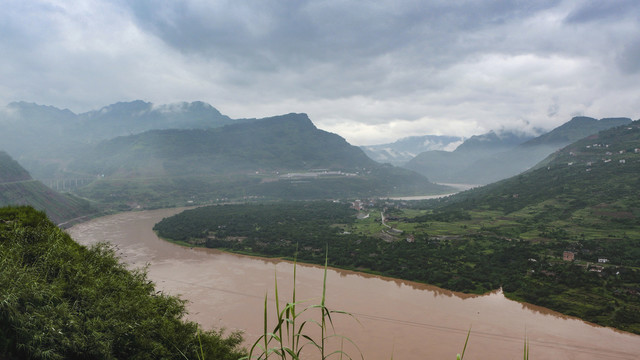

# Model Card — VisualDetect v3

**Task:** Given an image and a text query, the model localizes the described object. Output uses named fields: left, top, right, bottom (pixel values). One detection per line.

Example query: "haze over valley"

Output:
left=2, top=1, right=640, bottom=359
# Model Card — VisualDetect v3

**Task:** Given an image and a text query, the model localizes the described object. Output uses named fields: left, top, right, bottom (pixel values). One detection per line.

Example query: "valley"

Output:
left=2, top=100, right=639, bottom=358
left=68, top=208, right=640, bottom=360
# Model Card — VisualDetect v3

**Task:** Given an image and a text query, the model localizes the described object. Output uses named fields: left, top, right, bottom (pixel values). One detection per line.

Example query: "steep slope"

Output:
left=0, top=206, right=244, bottom=359
left=360, top=135, right=462, bottom=165
left=435, top=121, right=640, bottom=225
left=405, top=116, right=632, bottom=184
left=69, top=114, right=449, bottom=206
left=522, top=116, right=631, bottom=147
left=0, top=151, right=93, bottom=225
left=0, top=151, right=31, bottom=182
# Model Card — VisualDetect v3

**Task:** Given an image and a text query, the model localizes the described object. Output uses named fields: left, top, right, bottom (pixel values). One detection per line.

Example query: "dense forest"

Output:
left=0, top=206, right=245, bottom=359
left=154, top=201, right=640, bottom=334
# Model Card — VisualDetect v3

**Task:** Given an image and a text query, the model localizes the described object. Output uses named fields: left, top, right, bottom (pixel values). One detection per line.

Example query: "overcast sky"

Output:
left=1, top=0, right=639, bottom=145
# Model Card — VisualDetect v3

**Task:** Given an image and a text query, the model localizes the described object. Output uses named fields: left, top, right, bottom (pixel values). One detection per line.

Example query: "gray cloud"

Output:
left=1, top=0, right=639, bottom=145
left=564, top=0, right=640, bottom=24
left=617, top=37, right=640, bottom=74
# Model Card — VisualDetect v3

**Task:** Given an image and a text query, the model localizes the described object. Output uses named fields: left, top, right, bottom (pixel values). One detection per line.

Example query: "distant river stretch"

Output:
left=68, top=208, right=640, bottom=360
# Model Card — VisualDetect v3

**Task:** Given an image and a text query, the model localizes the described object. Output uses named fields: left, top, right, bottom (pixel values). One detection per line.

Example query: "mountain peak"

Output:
left=260, top=113, right=315, bottom=128
left=87, top=100, right=153, bottom=116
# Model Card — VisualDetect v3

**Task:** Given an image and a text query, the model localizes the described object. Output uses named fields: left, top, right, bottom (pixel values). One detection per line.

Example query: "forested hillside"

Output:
left=434, top=120, right=640, bottom=219
left=0, top=206, right=245, bottom=359
left=154, top=198, right=640, bottom=334
left=154, top=122, right=640, bottom=334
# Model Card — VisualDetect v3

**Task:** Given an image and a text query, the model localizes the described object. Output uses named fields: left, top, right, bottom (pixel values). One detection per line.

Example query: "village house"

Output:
left=563, top=251, right=575, bottom=261
left=589, top=265, right=604, bottom=273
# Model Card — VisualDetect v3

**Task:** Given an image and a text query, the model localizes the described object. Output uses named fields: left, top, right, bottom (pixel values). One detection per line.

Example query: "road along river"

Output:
left=68, top=208, right=640, bottom=359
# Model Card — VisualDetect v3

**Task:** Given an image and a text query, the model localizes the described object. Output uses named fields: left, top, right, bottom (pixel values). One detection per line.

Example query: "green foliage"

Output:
left=155, top=201, right=356, bottom=244
left=156, top=194, right=640, bottom=334
left=243, top=252, right=362, bottom=360
left=0, top=206, right=245, bottom=360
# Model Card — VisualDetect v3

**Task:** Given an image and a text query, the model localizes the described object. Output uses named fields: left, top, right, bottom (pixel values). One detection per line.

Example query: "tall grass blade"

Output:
left=264, top=292, right=269, bottom=359
left=457, top=327, right=471, bottom=360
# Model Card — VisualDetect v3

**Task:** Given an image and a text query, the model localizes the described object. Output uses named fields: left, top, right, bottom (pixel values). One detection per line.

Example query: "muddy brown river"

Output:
left=68, top=208, right=640, bottom=359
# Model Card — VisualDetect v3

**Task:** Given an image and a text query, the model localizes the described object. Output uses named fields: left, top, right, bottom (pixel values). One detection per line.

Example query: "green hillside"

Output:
left=436, top=120, right=640, bottom=228
left=0, top=206, right=244, bottom=359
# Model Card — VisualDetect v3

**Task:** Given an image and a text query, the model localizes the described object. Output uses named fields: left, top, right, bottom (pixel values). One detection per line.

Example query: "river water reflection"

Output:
left=68, top=208, right=640, bottom=359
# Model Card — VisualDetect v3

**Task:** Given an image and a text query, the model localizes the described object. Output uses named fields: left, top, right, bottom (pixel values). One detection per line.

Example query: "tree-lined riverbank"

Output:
left=69, top=208, right=640, bottom=359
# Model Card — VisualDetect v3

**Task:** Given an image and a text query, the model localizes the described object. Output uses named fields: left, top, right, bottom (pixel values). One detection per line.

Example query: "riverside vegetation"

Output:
left=2, top=205, right=476, bottom=359
left=154, top=120, right=640, bottom=336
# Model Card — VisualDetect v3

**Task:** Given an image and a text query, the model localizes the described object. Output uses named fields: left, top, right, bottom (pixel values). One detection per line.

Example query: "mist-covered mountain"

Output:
left=405, top=116, right=633, bottom=185
left=360, top=135, right=463, bottom=165
left=69, top=113, right=376, bottom=176
left=68, top=113, right=449, bottom=207
left=76, top=100, right=238, bottom=142
left=0, top=151, right=93, bottom=225
left=0, top=100, right=243, bottom=178
left=404, top=130, right=534, bottom=183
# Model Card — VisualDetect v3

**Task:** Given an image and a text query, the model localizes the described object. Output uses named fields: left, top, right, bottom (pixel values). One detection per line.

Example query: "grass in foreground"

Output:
left=243, top=249, right=362, bottom=360
left=0, top=206, right=245, bottom=360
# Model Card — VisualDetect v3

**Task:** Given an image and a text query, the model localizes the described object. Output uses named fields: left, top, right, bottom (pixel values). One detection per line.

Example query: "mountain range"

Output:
left=68, top=113, right=375, bottom=177
left=404, top=116, right=633, bottom=184
left=0, top=101, right=242, bottom=178
left=433, top=120, right=640, bottom=225
left=65, top=113, right=449, bottom=207
left=2, top=99, right=637, bottom=212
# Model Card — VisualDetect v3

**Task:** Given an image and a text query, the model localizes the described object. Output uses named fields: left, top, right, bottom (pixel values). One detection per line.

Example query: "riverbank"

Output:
left=68, top=208, right=640, bottom=359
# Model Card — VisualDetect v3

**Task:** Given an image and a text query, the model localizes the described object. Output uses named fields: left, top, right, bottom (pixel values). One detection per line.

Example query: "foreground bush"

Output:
left=0, top=206, right=245, bottom=360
